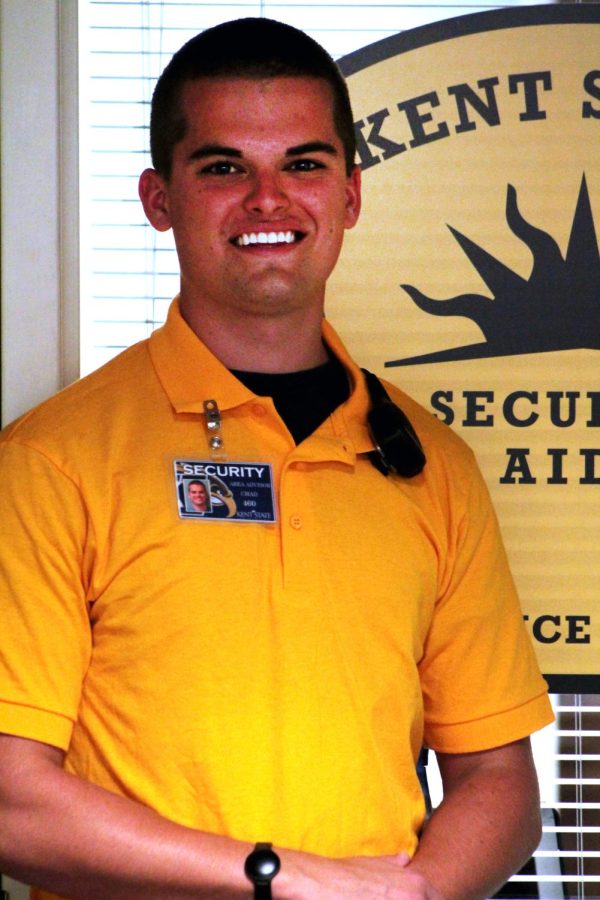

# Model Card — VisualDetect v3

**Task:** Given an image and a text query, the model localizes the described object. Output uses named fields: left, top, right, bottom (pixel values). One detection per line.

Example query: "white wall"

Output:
left=0, top=4, right=77, bottom=893
left=0, top=0, right=79, bottom=428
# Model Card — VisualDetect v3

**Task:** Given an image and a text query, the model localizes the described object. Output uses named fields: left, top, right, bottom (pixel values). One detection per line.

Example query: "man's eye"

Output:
left=287, top=159, right=325, bottom=172
left=200, top=161, right=240, bottom=175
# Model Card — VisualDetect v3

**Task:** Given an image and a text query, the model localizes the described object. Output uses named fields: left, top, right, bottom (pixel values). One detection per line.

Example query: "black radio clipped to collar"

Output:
left=362, top=369, right=426, bottom=478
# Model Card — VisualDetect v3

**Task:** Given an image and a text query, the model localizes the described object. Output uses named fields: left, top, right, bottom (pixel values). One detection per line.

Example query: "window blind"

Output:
left=79, top=3, right=598, bottom=898
left=547, top=696, right=600, bottom=899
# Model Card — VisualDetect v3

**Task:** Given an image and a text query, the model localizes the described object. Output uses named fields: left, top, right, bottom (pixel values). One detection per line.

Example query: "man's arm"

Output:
left=405, top=737, right=542, bottom=900
left=0, top=733, right=424, bottom=900
left=0, top=734, right=254, bottom=899
left=0, top=733, right=540, bottom=900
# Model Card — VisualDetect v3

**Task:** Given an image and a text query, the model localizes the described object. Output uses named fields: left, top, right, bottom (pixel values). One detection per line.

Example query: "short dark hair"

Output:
left=150, top=18, right=356, bottom=178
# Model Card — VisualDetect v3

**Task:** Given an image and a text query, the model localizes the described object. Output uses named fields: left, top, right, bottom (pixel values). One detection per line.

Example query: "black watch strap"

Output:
left=244, top=842, right=281, bottom=899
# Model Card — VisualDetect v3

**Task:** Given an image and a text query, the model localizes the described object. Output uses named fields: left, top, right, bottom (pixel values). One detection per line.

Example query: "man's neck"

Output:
left=179, top=294, right=329, bottom=373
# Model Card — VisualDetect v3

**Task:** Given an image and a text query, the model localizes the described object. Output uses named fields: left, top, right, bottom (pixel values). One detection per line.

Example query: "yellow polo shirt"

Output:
left=0, top=300, right=552, bottom=884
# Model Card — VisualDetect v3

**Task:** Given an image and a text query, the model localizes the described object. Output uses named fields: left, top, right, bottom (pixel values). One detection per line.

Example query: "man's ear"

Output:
left=344, top=164, right=362, bottom=230
left=138, top=168, right=172, bottom=232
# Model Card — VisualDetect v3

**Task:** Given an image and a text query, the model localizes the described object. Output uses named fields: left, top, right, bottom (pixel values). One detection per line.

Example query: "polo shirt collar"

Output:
left=148, top=298, right=375, bottom=454
left=149, top=298, right=253, bottom=414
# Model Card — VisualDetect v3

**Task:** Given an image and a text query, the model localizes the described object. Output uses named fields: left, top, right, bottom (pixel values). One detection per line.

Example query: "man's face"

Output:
left=188, top=482, right=208, bottom=511
left=140, top=76, right=361, bottom=322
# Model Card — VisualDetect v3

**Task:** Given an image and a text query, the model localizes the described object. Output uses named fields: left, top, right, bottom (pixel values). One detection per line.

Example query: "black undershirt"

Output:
left=231, top=354, right=350, bottom=445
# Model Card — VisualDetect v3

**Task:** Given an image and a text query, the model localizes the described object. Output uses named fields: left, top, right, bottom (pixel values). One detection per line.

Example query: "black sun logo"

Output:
left=387, top=175, right=600, bottom=367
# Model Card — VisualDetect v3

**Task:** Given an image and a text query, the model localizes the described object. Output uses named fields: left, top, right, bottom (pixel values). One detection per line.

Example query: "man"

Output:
left=0, top=18, right=553, bottom=900
left=187, top=480, right=209, bottom=513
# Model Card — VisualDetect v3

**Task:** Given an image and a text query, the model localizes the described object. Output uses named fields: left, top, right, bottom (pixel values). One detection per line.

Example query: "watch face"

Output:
left=245, top=844, right=281, bottom=883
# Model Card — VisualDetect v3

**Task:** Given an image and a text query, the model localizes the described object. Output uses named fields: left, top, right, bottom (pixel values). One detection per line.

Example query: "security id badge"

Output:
left=174, top=459, right=276, bottom=523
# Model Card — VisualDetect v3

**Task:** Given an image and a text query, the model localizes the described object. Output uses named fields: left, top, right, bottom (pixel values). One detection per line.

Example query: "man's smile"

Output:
left=232, top=230, right=305, bottom=247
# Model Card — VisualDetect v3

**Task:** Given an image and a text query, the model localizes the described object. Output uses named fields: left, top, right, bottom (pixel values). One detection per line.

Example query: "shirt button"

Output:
left=289, top=514, right=303, bottom=529
left=252, top=404, right=266, bottom=417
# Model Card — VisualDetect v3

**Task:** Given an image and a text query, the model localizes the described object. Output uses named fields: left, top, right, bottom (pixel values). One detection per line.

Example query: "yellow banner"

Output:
left=331, top=5, right=600, bottom=688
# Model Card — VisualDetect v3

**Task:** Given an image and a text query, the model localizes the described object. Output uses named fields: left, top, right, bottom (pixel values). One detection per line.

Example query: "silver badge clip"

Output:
left=203, top=399, right=226, bottom=460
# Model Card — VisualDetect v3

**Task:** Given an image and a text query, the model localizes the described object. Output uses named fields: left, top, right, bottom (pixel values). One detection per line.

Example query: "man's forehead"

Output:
left=179, top=74, right=336, bottom=118
left=176, top=76, right=341, bottom=158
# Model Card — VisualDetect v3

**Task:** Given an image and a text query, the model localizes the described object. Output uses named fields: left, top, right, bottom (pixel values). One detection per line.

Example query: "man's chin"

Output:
left=232, top=276, right=318, bottom=317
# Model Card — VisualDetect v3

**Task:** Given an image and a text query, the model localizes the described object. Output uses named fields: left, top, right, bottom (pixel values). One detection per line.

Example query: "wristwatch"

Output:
left=244, top=842, right=281, bottom=898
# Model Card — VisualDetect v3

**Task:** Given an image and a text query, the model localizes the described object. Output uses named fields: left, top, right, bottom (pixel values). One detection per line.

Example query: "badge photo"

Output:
left=174, top=460, right=277, bottom=523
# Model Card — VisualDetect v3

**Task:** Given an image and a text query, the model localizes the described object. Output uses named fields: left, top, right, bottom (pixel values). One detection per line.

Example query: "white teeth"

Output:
left=236, top=231, right=295, bottom=247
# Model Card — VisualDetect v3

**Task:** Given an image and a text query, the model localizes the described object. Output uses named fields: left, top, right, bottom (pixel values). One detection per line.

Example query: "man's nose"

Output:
left=243, top=170, right=290, bottom=216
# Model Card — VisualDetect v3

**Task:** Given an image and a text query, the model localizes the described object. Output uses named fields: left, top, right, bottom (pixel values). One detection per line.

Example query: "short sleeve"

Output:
left=419, top=450, right=553, bottom=753
left=0, top=438, right=92, bottom=749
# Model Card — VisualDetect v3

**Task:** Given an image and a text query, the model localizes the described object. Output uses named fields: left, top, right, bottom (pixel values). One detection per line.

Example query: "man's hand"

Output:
left=279, top=850, right=444, bottom=899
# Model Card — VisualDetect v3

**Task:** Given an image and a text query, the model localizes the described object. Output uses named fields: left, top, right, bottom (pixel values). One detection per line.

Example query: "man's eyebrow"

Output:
left=186, top=141, right=338, bottom=163
left=286, top=141, right=338, bottom=157
left=187, top=144, right=243, bottom=162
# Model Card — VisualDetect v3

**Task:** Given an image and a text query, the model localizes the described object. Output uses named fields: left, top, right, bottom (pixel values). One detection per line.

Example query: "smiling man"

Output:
left=0, top=18, right=552, bottom=900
